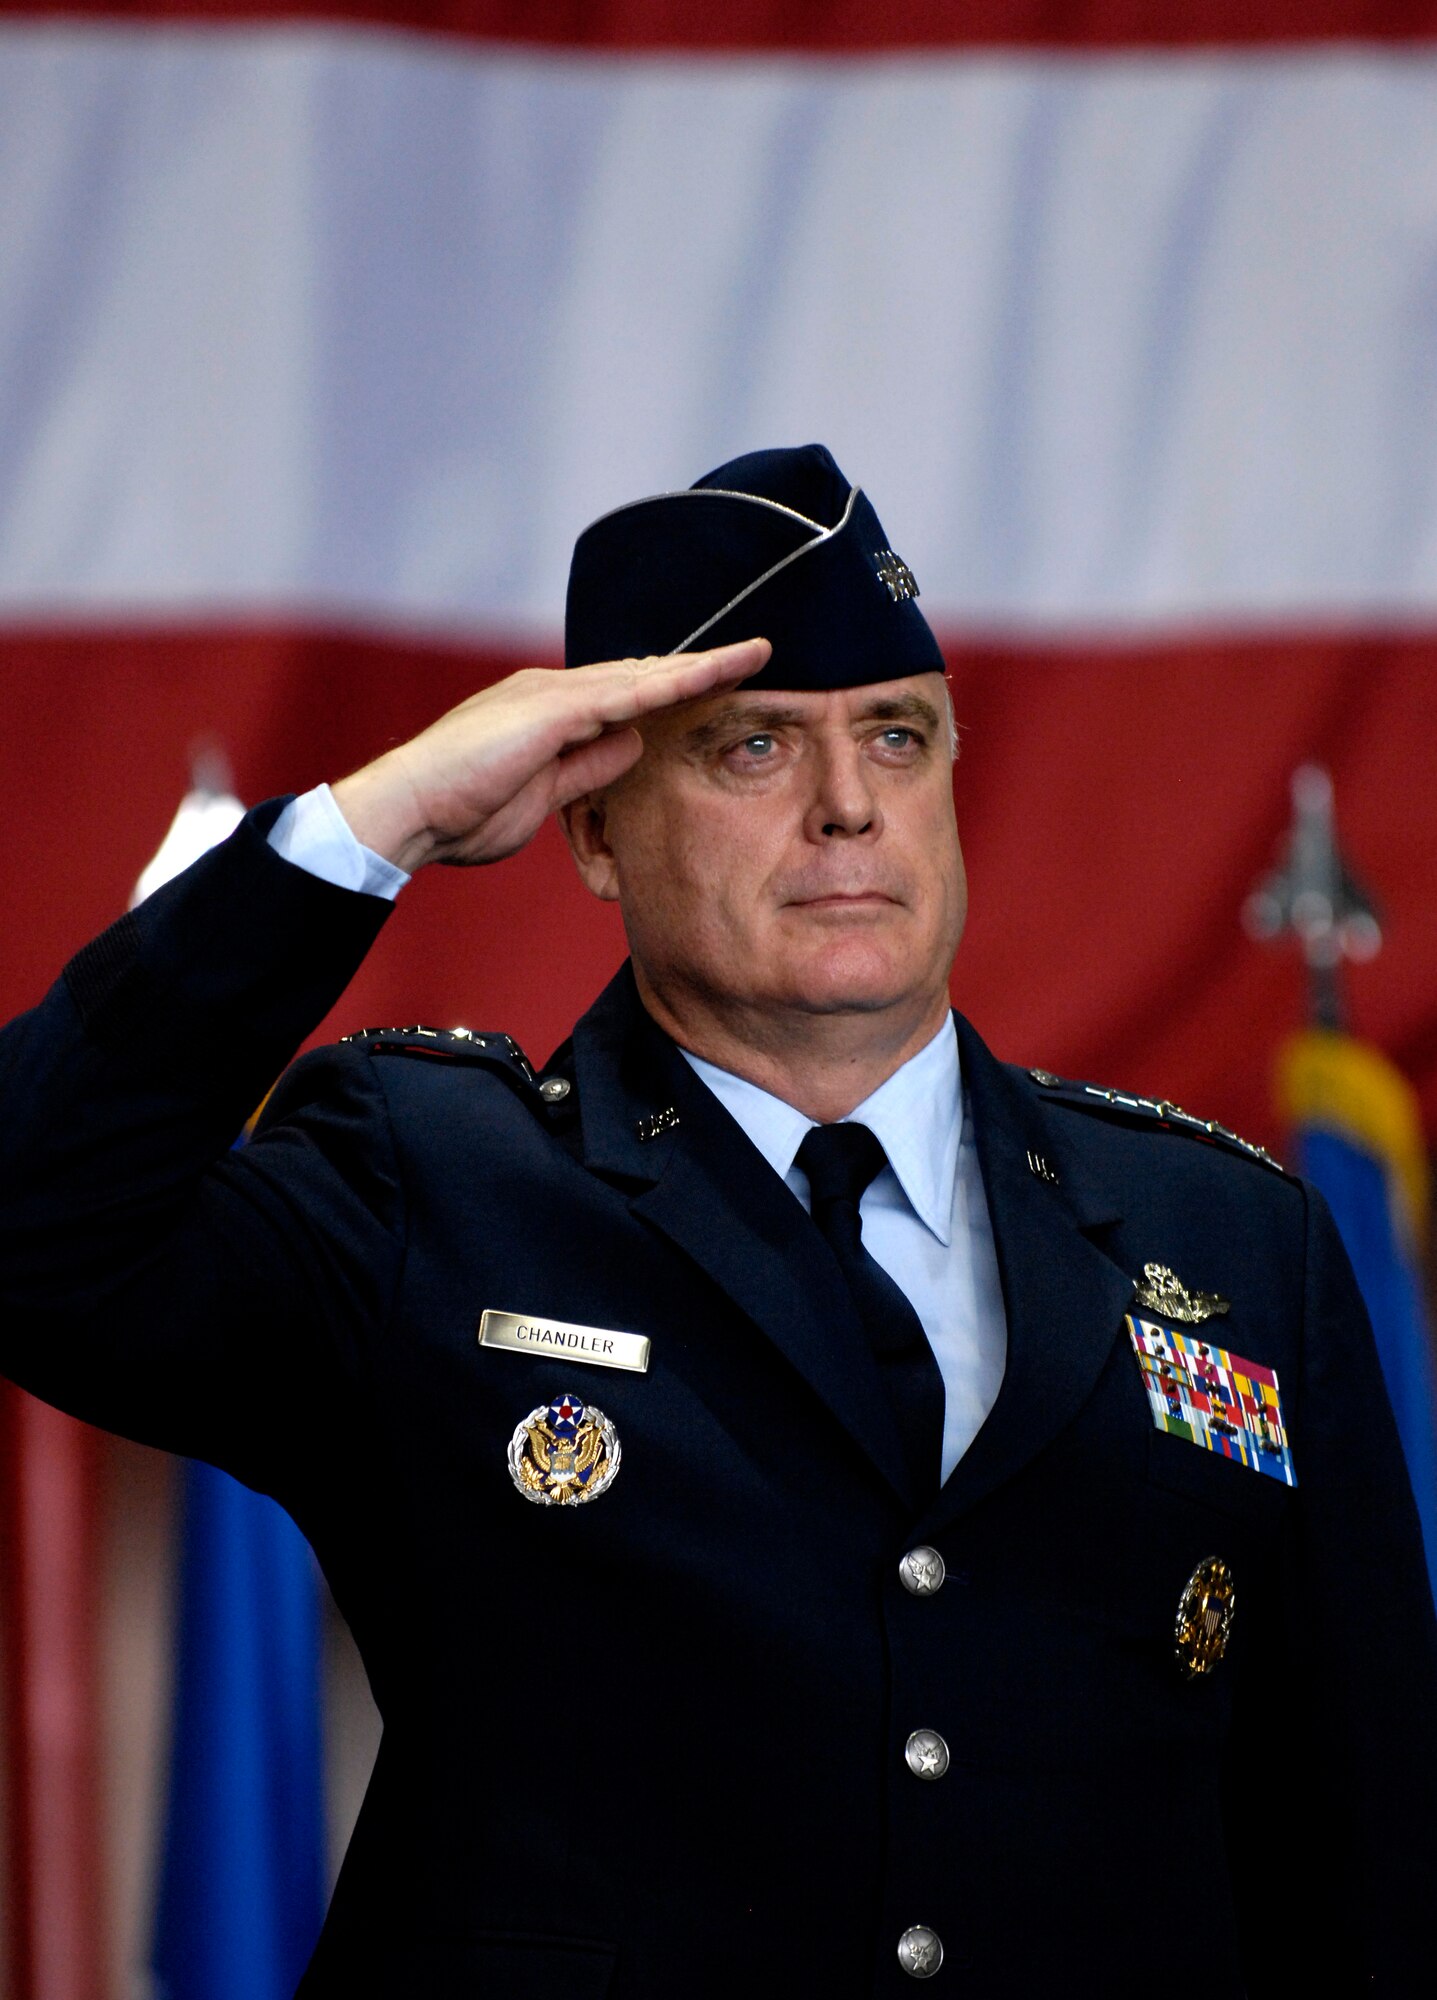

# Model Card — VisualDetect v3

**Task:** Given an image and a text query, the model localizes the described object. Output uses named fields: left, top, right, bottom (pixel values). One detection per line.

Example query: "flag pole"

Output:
left=1242, top=762, right=1382, bottom=1031
left=1249, top=766, right=1437, bottom=1604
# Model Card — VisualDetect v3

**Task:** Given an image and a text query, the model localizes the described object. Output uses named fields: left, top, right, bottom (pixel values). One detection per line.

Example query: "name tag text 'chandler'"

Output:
left=478, top=1309, right=651, bottom=1375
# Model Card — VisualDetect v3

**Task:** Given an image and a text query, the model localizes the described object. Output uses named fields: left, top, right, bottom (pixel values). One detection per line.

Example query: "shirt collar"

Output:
left=680, top=1015, right=962, bottom=1247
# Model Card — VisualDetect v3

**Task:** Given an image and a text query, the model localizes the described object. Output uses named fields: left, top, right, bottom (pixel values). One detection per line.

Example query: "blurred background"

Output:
left=1, top=3, right=1436, bottom=1996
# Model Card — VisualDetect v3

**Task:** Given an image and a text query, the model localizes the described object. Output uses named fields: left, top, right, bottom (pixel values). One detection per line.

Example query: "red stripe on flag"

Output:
left=2, top=621, right=1435, bottom=1153
left=2, top=1, right=1436, bottom=51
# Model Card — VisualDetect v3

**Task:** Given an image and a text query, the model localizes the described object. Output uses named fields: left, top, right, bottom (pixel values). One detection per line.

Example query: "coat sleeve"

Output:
left=1224, top=1178, right=1437, bottom=1993
left=0, top=799, right=403, bottom=1493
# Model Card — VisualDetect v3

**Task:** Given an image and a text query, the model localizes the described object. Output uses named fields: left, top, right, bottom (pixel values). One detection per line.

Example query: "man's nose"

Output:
left=803, top=740, right=881, bottom=842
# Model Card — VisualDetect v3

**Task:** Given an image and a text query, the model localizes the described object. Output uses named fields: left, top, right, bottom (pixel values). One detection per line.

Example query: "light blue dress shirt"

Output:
left=270, top=786, right=1009, bottom=1481
left=684, top=1029, right=1007, bottom=1482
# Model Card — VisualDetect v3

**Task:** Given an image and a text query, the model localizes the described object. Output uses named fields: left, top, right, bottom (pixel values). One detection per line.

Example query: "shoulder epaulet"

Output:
left=339, top=1024, right=537, bottom=1086
left=1025, top=1067, right=1288, bottom=1176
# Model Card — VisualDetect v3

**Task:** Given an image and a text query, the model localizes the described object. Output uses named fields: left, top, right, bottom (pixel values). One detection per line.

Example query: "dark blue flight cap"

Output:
left=564, top=443, right=946, bottom=690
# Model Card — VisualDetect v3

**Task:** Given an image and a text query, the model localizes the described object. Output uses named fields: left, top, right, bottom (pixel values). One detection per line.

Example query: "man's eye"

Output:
left=879, top=727, right=917, bottom=748
left=739, top=734, right=776, bottom=757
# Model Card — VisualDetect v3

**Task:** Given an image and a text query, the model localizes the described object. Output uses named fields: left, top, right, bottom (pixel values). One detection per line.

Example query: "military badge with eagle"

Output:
left=507, top=1392, right=622, bottom=1506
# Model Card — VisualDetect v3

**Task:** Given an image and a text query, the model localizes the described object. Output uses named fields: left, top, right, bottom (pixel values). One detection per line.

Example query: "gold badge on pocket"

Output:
left=1174, top=1555, right=1235, bottom=1680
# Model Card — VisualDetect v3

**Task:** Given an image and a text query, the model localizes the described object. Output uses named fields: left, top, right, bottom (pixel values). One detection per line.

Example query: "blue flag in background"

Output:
left=1281, top=1028, right=1437, bottom=1608
left=151, top=1459, right=327, bottom=2000
left=132, top=789, right=328, bottom=2000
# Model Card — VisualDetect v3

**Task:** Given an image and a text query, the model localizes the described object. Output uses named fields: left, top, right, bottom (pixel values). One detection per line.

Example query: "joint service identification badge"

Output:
left=508, top=1393, right=621, bottom=1507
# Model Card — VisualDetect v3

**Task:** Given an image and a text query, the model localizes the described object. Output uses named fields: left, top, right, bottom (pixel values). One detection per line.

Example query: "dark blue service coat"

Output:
left=1, top=801, right=1434, bottom=1998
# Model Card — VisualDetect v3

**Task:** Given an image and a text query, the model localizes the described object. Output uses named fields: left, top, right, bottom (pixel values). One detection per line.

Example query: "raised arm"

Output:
left=0, top=641, right=768, bottom=1483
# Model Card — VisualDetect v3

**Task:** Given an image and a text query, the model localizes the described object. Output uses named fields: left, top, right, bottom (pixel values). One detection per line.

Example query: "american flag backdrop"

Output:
left=1, top=4, right=1436, bottom=1995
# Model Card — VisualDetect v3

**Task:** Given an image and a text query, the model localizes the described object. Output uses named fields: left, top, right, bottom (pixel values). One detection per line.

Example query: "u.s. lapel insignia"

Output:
left=1174, top=1555, right=1236, bottom=1679
left=1133, top=1262, right=1229, bottom=1323
left=1128, top=1317, right=1297, bottom=1486
left=508, top=1393, right=621, bottom=1507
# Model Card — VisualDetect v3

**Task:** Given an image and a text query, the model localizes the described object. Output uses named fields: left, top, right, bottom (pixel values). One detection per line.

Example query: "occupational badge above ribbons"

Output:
left=508, top=1394, right=621, bottom=1507
left=1133, top=1261, right=1229, bottom=1323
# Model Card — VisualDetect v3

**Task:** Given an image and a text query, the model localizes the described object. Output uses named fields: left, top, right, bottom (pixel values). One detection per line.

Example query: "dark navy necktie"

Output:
left=795, top=1122, right=945, bottom=1496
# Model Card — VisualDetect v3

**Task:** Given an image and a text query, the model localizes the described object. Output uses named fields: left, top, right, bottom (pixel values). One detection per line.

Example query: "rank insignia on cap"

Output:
left=1128, top=1317, right=1296, bottom=1486
left=1174, top=1555, right=1235, bottom=1679
left=874, top=548, right=919, bottom=602
left=507, top=1394, right=621, bottom=1507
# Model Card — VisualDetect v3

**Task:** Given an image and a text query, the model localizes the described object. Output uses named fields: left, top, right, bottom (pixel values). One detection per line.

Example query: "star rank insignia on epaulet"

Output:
left=1025, top=1068, right=1287, bottom=1175
left=339, top=1023, right=536, bottom=1085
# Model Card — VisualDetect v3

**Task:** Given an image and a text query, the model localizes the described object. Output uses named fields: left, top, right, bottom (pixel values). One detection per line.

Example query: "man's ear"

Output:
left=558, top=796, right=621, bottom=903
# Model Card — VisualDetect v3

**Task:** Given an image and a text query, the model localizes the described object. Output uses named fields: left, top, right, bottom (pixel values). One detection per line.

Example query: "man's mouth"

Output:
left=785, top=889, right=900, bottom=911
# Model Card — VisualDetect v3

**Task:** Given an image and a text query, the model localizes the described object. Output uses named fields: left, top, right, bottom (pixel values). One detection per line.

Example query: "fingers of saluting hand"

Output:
left=439, top=637, right=771, bottom=797
left=502, top=638, right=771, bottom=769
left=331, top=638, right=770, bottom=872
left=568, top=637, right=772, bottom=729
left=428, top=638, right=770, bottom=864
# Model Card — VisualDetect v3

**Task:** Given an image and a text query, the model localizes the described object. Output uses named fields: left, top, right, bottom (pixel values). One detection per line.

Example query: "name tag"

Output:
left=478, top=1308, right=651, bottom=1375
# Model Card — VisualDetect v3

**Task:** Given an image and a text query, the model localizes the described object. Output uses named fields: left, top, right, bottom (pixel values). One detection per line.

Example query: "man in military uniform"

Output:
left=2, top=445, right=1434, bottom=1995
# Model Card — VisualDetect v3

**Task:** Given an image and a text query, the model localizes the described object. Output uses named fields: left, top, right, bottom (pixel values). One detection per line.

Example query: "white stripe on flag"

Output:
left=4, top=26, right=1437, bottom=633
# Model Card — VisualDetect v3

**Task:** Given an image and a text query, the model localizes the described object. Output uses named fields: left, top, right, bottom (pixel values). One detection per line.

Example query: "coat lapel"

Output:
left=571, top=969, right=916, bottom=1508
left=922, top=1017, right=1137, bottom=1532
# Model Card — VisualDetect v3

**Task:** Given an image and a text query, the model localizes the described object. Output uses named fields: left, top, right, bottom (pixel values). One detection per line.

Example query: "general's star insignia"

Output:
left=507, top=1393, right=621, bottom=1507
left=874, top=548, right=919, bottom=602
left=1132, top=1262, right=1229, bottom=1324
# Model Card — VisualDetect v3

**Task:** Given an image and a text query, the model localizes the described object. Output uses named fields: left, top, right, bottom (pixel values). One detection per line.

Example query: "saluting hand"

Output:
left=329, top=639, right=770, bottom=872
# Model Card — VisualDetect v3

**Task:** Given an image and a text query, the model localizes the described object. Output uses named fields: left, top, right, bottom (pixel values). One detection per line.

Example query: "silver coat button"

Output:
left=539, top=1077, right=571, bottom=1102
left=904, top=1729, right=950, bottom=1780
left=898, top=1926, right=944, bottom=1978
left=899, top=1546, right=945, bottom=1596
